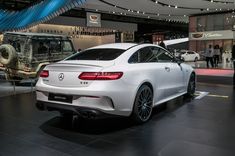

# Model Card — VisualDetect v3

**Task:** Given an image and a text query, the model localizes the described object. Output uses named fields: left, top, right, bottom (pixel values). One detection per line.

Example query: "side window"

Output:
left=32, top=39, right=49, bottom=55
left=129, top=47, right=157, bottom=63
left=49, top=40, right=62, bottom=53
left=62, top=41, right=73, bottom=52
left=157, top=48, right=174, bottom=62
left=188, top=51, right=195, bottom=54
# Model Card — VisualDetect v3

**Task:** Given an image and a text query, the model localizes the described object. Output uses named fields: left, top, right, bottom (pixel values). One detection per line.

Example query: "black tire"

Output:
left=0, top=44, right=16, bottom=66
left=131, top=85, right=153, bottom=124
left=186, top=73, right=196, bottom=97
left=194, top=57, right=198, bottom=62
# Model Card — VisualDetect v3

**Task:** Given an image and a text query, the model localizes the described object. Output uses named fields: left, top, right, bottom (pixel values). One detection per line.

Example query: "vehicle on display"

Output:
left=36, top=43, right=196, bottom=124
left=179, top=50, right=200, bottom=62
left=0, top=32, right=75, bottom=82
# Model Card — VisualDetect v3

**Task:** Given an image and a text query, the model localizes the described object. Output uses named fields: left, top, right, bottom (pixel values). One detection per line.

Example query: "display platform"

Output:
left=0, top=81, right=234, bottom=156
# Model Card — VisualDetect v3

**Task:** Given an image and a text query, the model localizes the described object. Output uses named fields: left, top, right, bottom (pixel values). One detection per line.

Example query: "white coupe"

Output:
left=36, top=43, right=196, bottom=124
left=180, top=50, right=200, bottom=62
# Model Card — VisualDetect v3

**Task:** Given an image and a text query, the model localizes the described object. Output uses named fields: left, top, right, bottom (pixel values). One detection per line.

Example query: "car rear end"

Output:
left=36, top=45, right=137, bottom=118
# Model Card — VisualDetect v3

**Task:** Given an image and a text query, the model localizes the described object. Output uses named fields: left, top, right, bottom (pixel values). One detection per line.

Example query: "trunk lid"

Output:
left=42, top=60, right=114, bottom=87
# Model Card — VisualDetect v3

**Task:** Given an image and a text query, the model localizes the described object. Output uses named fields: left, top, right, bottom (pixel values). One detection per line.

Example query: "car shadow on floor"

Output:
left=39, top=96, right=194, bottom=138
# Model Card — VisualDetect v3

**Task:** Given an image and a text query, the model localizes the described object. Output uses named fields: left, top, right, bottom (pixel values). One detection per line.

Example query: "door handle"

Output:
left=165, top=67, right=170, bottom=72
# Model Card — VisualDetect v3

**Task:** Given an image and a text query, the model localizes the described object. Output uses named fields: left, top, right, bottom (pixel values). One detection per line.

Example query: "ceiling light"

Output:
left=128, top=9, right=130, bottom=12
left=175, top=6, right=178, bottom=9
left=155, top=1, right=158, bottom=4
left=137, top=11, right=140, bottom=14
left=206, top=8, right=209, bottom=11
left=148, top=16, right=150, bottom=18
left=210, top=0, right=213, bottom=2
left=168, top=5, right=171, bottom=7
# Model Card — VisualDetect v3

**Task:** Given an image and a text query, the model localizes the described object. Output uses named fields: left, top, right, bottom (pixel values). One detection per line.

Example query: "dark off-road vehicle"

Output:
left=0, top=32, right=75, bottom=81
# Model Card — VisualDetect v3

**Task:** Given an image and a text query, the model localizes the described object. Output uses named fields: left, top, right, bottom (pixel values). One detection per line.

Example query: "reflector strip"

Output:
left=207, top=94, right=229, bottom=99
left=194, top=91, right=229, bottom=99
left=195, top=91, right=209, bottom=100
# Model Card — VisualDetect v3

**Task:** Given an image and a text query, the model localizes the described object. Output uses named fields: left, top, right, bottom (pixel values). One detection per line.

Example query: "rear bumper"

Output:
left=36, top=78, right=137, bottom=117
left=36, top=101, right=120, bottom=119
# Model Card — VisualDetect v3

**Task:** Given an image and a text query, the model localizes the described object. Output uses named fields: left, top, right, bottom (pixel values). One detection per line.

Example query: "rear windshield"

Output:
left=67, top=48, right=125, bottom=61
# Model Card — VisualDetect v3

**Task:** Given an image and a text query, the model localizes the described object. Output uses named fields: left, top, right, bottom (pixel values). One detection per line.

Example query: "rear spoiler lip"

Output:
left=55, top=63, right=102, bottom=68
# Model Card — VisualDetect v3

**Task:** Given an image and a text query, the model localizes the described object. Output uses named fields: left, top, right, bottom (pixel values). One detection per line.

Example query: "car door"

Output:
left=154, top=47, right=185, bottom=98
left=129, top=47, right=169, bottom=104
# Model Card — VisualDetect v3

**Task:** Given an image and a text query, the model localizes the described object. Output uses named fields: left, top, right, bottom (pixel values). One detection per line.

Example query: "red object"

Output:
left=195, top=69, right=234, bottom=77
left=79, top=72, right=123, bottom=80
left=40, top=70, right=49, bottom=78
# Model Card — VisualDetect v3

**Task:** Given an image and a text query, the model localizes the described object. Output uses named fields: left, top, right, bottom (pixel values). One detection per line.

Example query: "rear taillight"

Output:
left=40, top=70, right=49, bottom=78
left=79, top=72, right=123, bottom=80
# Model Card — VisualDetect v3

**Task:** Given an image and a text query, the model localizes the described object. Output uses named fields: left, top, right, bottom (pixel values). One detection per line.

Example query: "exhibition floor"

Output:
left=0, top=81, right=235, bottom=156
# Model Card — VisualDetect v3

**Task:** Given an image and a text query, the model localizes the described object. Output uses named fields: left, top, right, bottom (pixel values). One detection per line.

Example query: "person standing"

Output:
left=205, top=44, right=214, bottom=68
left=159, top=41, right=166, bottom=49
left=214, top=45, right=220, bottom=67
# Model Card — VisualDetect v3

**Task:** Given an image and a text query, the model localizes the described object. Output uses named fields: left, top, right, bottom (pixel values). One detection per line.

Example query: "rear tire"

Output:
left=0, top=44, right=16, bottom=66
left=131, top=85, right=153, bottom=124
left=186, top=73, right=196, bottom=97
left=194, top=57, right=198, bottom=62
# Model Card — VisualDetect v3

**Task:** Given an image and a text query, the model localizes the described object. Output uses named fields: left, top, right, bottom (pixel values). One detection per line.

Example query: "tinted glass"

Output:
left=157, top=48, right=174, bottom=62
left=129, top=47, right=157, bottom=63
left=67, top=48, right=125, bottom=61
left=62, top=41, right=73, bottom=52
left=188, top=52, right=195, bottom=54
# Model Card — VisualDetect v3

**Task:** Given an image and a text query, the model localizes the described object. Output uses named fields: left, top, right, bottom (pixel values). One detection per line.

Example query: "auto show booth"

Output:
left=24, top=13, right=137, bottom=50
left=188, top=12, right=235, bottom=55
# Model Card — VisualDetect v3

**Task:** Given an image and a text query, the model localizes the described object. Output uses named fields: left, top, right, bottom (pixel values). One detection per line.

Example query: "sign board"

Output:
left=86, top=12, right=101, bottom=27
left=189, top=30, right=234, bottom=40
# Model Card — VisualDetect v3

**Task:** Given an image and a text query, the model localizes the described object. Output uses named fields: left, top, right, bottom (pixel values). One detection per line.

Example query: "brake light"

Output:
left=79, top=72, right=123, bottom=80
left=40, top=70, right=49, bottom=78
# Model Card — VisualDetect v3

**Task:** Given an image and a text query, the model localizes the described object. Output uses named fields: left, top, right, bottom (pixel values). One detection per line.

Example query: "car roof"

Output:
left=88, top=43, right=138, bottom=50
left=4, top=32, right=68, bottom=38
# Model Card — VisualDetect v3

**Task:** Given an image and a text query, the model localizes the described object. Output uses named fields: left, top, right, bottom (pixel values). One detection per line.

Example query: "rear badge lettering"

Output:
left=80, top=82, right=88, bottom=85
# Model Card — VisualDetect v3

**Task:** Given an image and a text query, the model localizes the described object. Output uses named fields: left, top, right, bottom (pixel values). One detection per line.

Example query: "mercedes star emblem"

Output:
left=58, top=73, right=64, bottom=81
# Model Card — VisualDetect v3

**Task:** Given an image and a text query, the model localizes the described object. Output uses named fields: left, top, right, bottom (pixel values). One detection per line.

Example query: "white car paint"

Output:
left=180, top=50, right=200, bottom=62
left=36, top=43, right=195, bottom=118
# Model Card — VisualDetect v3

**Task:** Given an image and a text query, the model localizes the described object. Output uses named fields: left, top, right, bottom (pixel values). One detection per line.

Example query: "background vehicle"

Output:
left=0, top=32, right=75, bottom=81
left=179, top=50, right=200, bottom=62
left=36, top=43, right=196, bottom=124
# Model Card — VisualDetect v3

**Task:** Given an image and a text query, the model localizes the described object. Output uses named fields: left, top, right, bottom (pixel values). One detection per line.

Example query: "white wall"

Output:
left=72, top=35, right=115, bottom=50
left=28, top=24, right=115, bottom=50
